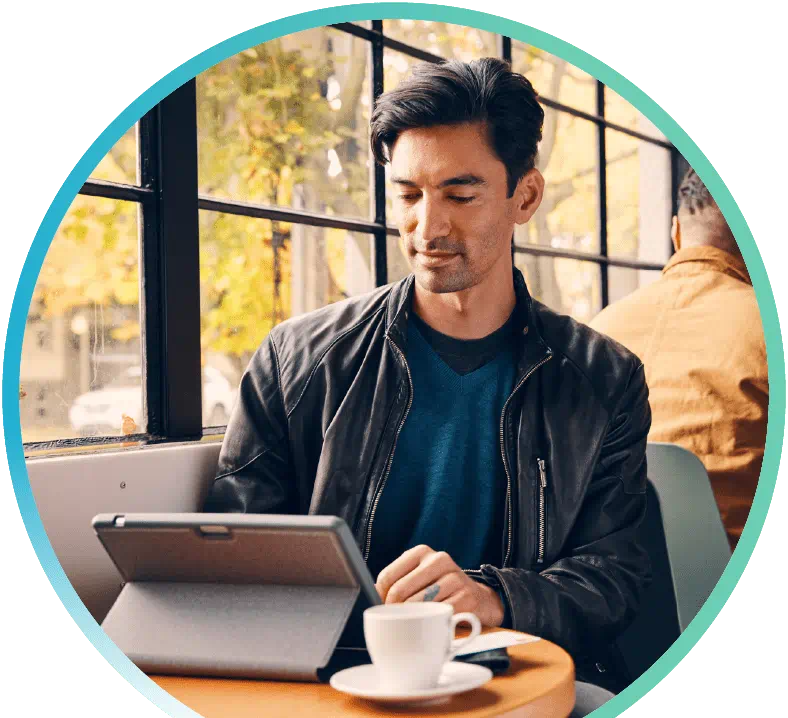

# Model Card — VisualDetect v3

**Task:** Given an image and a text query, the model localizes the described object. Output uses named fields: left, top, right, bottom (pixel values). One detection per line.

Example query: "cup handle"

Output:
left=447, top=612, right=482, bottom=661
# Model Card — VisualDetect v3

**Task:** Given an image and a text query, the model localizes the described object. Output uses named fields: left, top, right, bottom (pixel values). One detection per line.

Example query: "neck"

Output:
left=412, top=259, right=516, bottom=340
left=681, top=235, right=742, bottom=259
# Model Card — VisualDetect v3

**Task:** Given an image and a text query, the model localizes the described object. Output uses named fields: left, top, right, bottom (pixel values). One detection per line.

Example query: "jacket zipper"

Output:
left=537, top=457, right=547, bottom=565
left=363, top=336, right=414, bottom=562
left=500, top=353, right=552, bottom=568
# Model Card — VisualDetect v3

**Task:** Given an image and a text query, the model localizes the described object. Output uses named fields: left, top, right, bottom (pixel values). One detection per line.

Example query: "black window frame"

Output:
left=24, top=20, right=678, bottom=454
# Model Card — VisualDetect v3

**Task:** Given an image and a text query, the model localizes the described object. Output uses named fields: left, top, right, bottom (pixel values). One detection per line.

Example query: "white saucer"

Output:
left=329, top=662, right=494, bottom=704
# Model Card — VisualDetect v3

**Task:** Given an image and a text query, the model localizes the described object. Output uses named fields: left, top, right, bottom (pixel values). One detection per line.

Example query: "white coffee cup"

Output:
left=363, top=603, right=482, bottom=692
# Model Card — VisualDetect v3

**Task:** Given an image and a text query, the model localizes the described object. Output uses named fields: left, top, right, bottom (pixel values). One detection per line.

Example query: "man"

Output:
left=591, top=168, right=768, bottom=550
left=206, top=58, right=651, bottom=711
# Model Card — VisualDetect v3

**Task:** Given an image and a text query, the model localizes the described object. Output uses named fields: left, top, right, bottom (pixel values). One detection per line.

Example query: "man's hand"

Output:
left=374, top=545, right=504, bottom=627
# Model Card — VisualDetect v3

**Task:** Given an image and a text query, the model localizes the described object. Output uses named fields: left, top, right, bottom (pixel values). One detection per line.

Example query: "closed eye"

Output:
left=449, top=196, right=475, bottom=204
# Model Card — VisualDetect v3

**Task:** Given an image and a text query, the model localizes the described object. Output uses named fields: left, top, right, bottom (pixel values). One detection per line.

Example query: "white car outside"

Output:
left=68, top=365, right=236, bottom=436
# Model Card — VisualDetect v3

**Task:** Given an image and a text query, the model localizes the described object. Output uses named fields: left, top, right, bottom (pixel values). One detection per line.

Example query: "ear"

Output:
left=513, top=168, right=545, bottom=225
left=671, top=215, right=680, bottom=251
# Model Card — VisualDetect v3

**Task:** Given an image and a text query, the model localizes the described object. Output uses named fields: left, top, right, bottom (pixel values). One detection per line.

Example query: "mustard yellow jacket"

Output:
left=590, top=246, right=768, bottom=549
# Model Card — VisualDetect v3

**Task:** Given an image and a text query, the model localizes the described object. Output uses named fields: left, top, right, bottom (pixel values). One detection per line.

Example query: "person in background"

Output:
left=591, top=168, right=768, bottom=550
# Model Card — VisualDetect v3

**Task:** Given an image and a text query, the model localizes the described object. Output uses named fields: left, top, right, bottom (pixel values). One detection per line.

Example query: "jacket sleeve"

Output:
left=203, top=335, right=297, bottom=514
left=483, top=360, right=652, bottom=659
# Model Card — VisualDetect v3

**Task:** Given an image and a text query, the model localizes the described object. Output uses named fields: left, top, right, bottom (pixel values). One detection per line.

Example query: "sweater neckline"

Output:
left=409, top=322, right=512, bottom=394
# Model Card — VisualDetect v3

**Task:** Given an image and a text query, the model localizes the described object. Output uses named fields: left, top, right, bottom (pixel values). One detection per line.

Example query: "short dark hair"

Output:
left=677, top=167, right=716, bottom=215
left=677, top=166, right=737, bottom=249
left=370, top=58, right=544, bottom=196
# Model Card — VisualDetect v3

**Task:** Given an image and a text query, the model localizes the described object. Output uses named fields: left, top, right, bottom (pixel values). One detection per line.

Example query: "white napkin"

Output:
left=452, top=630, right=541, bottom=656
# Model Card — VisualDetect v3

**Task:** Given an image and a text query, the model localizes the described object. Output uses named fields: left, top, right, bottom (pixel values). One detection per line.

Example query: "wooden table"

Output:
left=151, top=630, right=575, bottom=717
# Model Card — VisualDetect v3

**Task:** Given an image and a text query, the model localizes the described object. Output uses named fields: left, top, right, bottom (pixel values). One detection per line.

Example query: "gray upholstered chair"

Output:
left=614, top=442, right=732, bottom=682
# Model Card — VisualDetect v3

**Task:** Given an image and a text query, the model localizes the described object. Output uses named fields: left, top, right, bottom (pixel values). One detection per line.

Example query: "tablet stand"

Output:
left=103, top=581, right=368, bottom=681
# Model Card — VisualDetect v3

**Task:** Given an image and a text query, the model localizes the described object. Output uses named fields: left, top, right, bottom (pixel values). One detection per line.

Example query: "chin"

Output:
left=413, top=267, right=476, bottom=294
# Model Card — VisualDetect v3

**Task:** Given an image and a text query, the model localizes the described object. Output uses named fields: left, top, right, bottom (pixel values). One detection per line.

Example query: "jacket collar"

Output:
left=663, top=246, right=752, bottom=285
left=384, top=268, right=552, bottom=376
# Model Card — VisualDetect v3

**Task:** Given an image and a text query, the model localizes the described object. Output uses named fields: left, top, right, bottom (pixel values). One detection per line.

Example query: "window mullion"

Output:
left=596, top=81, right=609, bottom=309
left=141, top=80, right=202, bottom=440
left=500, top=35, right=512, bottom=63
left=371, top=19, right=388, bottom=287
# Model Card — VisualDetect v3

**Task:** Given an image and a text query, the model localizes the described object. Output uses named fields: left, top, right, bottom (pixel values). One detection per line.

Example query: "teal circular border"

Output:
left=3, top=4, right=783, bottom=717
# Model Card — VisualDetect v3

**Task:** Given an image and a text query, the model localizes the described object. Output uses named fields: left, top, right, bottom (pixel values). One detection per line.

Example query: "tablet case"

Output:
left=94, top=513, right=380, bottom=682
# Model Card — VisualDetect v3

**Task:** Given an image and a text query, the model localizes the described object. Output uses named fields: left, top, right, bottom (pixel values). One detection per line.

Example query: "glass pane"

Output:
left=21, top=196, right=143, bottom=442
left=199, top=211, right=375, bottom=423
left=198, top=28, right=372, bottom=219
left=89, top=124, right=138, bottom=185
left=387, top=234, right=411, bottom=284
left=515, top=253, right=601, bottom=324
left=383, top=20, right=498, bottom=61
left=606, top=129, right=672, bottom=262
left=604, top=87, right=665, bottom=140
left=511, top=43, right=596, bottom=114
left=514, top=110, right=599, bottom=255
left=608, top=266, right=663, bottom=306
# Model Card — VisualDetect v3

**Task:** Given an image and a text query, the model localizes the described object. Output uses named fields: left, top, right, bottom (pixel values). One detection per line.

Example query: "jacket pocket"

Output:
left=536, top=457, right=548, bottom=565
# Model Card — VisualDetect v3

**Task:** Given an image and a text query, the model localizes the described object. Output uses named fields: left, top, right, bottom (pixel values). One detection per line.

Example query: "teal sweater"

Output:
left=366, top=320, right=516, bottom=581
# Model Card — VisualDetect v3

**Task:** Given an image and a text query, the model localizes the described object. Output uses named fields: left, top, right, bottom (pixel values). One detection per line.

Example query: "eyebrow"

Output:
left=391, top=174, right=488, bottom=189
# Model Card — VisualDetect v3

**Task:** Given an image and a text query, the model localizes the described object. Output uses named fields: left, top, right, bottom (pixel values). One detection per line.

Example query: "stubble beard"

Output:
left=412, top=259, right=477, bottom=294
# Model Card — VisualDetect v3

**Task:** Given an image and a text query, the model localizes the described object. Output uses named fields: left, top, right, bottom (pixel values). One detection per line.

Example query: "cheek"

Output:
left=465, top=209, right=509, bottom=254
left=397, top=205, right=417, bottom=233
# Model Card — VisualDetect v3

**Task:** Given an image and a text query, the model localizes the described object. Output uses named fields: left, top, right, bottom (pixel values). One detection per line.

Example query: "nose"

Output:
left=407, top=194, right=451, bottom=246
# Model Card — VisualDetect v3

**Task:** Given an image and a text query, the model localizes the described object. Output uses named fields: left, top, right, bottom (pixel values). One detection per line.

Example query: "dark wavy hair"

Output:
left=370, top=58, right=544, bottom=197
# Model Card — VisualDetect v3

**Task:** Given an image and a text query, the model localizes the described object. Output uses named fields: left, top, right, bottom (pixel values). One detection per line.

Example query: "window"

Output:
left=516, top=254, right=602, bottom=324
left=199, top=210, right=375, bottom=415
left=89, top=125, right=139, bottom=185
left=512, top=44, right=596, bottom=113
left=606, top=129, right=672, bottom=262
left=21, top=195, right=143, bottom=443
left=383, top=20, right=498, bottom=60
left=22, top=20, right=679, bottom=453
left=514, top=107, right=599, bottom=255
left=197, top=28, right=372, bottom=220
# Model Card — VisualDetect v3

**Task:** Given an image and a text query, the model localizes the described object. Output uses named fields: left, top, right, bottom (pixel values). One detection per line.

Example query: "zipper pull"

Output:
left=538, top=458, right=547, bottom=488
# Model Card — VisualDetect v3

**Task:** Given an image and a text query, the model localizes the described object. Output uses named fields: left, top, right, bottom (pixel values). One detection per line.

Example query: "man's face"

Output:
left=389, top=123, right=526, bottom=294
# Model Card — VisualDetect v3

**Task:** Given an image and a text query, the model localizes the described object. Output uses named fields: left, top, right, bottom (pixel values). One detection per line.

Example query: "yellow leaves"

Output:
left=284, top=119, right=305, bottom=136
left=84, top=281, right=109, bottom=303
left=325, top=228, right=347, bottom=295
left=114, top=280, right=138, bottom=305
left=33, top=195, right=140, bottom=321
left=276, top=166, right=294, bottom=207
left=260, top=86, right=294, bottom=99
left=111, top=321, right=140, bottom=342
left=302, top=66, right=316, bottom=79
left=214, top=275, right=232, bottom=292
left=121, top=414, right=138, bottom=435
left=63, top=265, right=90, bottom=289
left=322, top=130, right=342, bottom=145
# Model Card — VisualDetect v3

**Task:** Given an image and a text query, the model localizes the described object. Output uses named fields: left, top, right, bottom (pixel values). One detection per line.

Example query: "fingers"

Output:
left=404, top=572, right=464, bottom=603
left=376, top=547, right=460, bottom=604
left=375, top=545, right=433, bottom=601
left=384, top=550, right=457, bottom=603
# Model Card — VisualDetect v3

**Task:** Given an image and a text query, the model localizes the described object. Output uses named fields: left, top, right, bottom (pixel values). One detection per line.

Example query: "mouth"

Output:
left=416, top=252, right=459, bottom=268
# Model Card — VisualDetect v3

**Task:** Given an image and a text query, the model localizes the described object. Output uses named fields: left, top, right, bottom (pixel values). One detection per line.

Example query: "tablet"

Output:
left=93, top=513, right=382, bottom=681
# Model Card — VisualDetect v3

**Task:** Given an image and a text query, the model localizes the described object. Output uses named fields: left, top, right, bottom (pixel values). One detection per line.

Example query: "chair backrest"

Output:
left=615, top=442, right=731, bottom=682
left=26, top=441, right=222, bottom=623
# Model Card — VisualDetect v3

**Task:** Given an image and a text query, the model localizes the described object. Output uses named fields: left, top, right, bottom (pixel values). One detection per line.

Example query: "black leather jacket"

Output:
left=206, top=269, right=651, bottom=688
